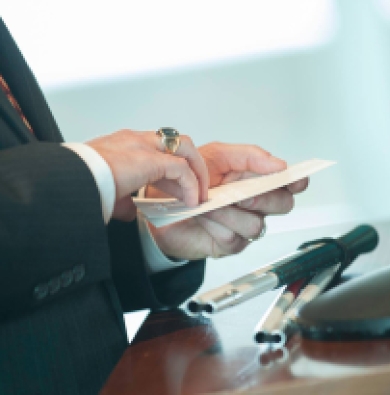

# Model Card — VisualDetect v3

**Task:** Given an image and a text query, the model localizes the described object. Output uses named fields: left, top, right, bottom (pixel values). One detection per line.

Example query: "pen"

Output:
left=254, top=278, right=307, bottom=344
left=186, top=244, right=332, bottom=315
left=265, top=263, right=341, bottom=348
left=187, top=225, right=378, bottom=316
left=185, top=252, right=298, bottom=315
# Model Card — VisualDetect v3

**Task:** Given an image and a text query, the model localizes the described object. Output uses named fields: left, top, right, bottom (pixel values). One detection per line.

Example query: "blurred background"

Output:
left=4, top=0, right=390, bottom=228
left=3, top=0, right=390, bottom=338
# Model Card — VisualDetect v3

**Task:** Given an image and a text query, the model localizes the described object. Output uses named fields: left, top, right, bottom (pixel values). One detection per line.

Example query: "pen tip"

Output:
left=187, top=300, right=204, bottom=314
left=254, top=332, right=282, bottom=344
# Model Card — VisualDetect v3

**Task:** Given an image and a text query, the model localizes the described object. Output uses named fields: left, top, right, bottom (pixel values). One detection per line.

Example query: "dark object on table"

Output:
left=296, top=265, right=390, bottom=341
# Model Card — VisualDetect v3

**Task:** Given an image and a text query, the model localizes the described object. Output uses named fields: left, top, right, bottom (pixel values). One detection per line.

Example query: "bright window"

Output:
left=3, top=0, right=337, bottom=88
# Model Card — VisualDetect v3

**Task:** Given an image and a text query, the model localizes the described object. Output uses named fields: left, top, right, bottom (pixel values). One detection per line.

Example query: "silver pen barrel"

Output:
left=282, top=263, right=340, bottom=322
left=270, top=263, right=341, bottom=348
left=186, top=248, right=311, bottom=316
left=254, top=287, right=295, bottom=344
left=198, top=272, right=279, bottom=316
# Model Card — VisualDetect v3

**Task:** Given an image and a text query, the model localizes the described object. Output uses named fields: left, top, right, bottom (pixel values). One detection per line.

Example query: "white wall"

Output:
left=39, top=1, right=390, bottom=229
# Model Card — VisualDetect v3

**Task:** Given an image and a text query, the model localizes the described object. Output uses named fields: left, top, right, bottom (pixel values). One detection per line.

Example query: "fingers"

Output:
left=204, top=206, right=266, bottom=240
left=286, top=177, right=309, bottom=194
left=237, top=188, right=294, bottom=215
left=235, top=177, right=309, bottom=215
left=87, top=129, right=206, bottom=222
left=196, top=216, right=250, bottom=259
left=200, top=143, right=287, bottom=185
left=176, top=135, right=209, bottom=202
left=151, top=131, right=209, bottom=202
left=153, top=153, right=200, bottom=207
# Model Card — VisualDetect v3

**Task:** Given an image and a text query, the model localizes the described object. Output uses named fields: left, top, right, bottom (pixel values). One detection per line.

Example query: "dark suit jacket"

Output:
left=0, top=18, right=205, bottom=395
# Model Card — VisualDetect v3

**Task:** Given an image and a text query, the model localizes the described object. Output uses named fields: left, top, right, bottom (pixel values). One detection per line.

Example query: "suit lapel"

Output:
left=0, top=18, right=63, bottom=143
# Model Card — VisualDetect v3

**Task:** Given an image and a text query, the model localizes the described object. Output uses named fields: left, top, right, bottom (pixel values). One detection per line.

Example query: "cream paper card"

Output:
left=133, top=159, right=336, bottom=227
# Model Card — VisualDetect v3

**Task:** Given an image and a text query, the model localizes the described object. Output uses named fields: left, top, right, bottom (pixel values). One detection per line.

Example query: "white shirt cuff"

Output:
left=137, top=187, right=189, bottom=273
left=62, top=143, right=188, bottom=273
left=62, top=142, right=115, bottom=224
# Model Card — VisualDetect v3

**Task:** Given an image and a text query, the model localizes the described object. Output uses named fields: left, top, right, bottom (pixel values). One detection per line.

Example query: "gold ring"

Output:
left=156, top=127, right=181, bottom=154
left=248, top=222, right=267, bottom=242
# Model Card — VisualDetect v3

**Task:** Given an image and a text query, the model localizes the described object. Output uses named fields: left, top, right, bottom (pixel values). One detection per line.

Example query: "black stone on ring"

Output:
left=156, top=127, right=181, bottom=154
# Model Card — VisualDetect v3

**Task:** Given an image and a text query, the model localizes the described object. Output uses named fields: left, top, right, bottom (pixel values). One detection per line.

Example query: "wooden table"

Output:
left=101, top=222, right=390, bottom=394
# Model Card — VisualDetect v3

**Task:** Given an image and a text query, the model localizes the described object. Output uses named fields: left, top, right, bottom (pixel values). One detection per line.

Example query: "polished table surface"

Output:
left=101, top=222, right=390, bottom=394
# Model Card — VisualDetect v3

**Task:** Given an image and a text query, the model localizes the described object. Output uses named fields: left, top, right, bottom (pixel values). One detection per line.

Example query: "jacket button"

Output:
left=73, top=264, right=85, bottom=282
left=60, top=271, right=73, bottom=288
left=33, top=283, right=48, bottom=300
left=48, top=277, right=61, bottom=294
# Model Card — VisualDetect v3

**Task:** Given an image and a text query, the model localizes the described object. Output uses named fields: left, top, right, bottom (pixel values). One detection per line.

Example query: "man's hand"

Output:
left=87, top=129, right=208, bottom=221
left=147, top=142, right=308, bottom=260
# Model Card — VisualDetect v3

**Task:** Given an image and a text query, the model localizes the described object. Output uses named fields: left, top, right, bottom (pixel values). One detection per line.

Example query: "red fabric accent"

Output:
left=0, top=74, right=34, bottom=134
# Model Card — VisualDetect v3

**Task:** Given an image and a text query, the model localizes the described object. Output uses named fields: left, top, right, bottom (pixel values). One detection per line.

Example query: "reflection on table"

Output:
left=101, top=222, right=390, bottom=395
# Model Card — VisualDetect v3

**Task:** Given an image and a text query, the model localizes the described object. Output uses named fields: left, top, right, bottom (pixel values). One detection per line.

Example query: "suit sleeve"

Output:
left=0, top=141, right=205, bottom=318
left=107, top=219, right=206, bottom=312
left=0, top=142, right=112, bottom=318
